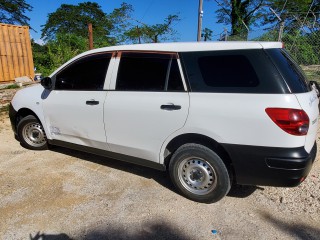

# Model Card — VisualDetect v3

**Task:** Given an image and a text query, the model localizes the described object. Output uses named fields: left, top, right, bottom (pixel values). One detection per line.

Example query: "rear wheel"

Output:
left=17, top=115, right=48, bottom=150
left=169, top=143, right=231, bottom=203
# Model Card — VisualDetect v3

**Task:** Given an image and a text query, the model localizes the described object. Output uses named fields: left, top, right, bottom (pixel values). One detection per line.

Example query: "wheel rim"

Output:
left=178, top=157, right=217, bottom=195
left=22, top=122, right=46, bottom=147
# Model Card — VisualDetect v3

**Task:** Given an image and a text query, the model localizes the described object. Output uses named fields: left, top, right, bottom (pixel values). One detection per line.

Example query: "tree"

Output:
left=125, top=14, right=180, bottom=43
left=41, top=2, right=134, bottom=46
left=41, top=2, right=111, bottom=46
left=108, top=2, right=134, bottom=43
left=32, top=34, right=87, bottom=76
left=264, top=0, right=320, bottom=32
left=202, top=28, right=213, bottom=41
left=214, top=0, right=264, bottom=38
left=0, top=0, right=32, bottom=26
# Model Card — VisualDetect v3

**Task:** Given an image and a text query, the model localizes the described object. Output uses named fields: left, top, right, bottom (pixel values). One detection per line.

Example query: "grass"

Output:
left=301, top=66, right=320, bottom=84
left=305, top=71, right=320, bottom=83
left=3, top=84, right=20, bottom=89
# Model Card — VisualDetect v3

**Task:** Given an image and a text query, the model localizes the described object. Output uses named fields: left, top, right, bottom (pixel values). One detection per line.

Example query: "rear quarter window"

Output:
left=265, top=49, right=310, bottom=93
left=180, top=50, right=288, bottom=94
left=198, top=55, right=259, bottom=88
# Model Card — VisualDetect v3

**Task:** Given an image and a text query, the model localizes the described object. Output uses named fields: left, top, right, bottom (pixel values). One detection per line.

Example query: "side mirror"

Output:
left=41, top=77, right=52, bottom=90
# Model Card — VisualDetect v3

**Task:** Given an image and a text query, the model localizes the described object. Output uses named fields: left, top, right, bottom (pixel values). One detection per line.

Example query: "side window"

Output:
left=55, top=53, right=111, bottom=90
left=180, top=50, right=287, bottom=93
left=116, top=52, right=184, bottom=92
left=266, top=49, right=310, bottom=93
left=198, top=55, right=259, bottom=88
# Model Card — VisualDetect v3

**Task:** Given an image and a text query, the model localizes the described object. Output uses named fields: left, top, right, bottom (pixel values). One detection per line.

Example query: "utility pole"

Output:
left=88, top=23, right=93, bottom=50
left=197, top=0, right=203, bottom=41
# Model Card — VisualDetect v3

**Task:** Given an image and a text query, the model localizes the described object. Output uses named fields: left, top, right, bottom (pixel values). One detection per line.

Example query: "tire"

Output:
left=169, top=143, right=231, bottom=203
left=17, top=115, right=48, bottom=150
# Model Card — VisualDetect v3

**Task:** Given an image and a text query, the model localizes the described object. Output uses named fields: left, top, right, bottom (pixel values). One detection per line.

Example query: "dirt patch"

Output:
left=0, top=113, right=319, bottom=239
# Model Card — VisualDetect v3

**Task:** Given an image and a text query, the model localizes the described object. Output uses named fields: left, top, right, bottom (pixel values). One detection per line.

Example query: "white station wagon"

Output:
left=9, top=42, right=319, bottom=203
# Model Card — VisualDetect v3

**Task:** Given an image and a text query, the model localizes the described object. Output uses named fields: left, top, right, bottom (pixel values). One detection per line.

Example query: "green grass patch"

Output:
left=3, top=84, right=20, bottom=89
left=304, top=70, right=320, bottom=84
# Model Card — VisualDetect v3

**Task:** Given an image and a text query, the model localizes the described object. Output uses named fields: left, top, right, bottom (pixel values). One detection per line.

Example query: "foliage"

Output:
left=0, top=0, right=32, bottom=26
left=35, top=2, right=181, bottom=75
left=202, top=28, right=213, bottom=41
left=41, top=2, right=113, bottom=46
left=262, top=0, right=320, bottom=32
left=214, top=0, right=264, bottom=37
left=41, top=2, right=134, bottom=47
left=214, top=0, right=319, bottom=38
left=125, top=14, right=180, bottom=43
left=3, top=84, right=20, bottom=89
left=255, top=29, right=320, bottom=65
left=283, top=31, right=320, bottom=65
left=32, top=34, right=87, bottom=76
left=108, top=2, right=134, bottom=44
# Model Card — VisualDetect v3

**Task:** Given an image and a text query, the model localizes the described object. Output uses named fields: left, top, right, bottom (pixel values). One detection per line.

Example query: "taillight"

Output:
left=265, top=108, right=309, bottom=136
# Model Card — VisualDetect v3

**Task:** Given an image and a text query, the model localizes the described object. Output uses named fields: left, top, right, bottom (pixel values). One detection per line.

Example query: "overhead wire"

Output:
left=141, top=0, right=155, bottom=21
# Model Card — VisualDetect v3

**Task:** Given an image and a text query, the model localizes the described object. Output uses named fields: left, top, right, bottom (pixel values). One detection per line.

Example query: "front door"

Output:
left=42, top=53, right=112, bottom=150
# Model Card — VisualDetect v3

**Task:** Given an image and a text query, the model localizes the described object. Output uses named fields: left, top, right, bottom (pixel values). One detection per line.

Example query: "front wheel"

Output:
left=17, top=115, right=48, bottom=150
left=169, top=143, right=231, bottom=203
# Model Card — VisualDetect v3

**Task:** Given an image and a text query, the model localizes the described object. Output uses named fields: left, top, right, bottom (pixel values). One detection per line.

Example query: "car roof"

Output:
left=86, top=41, right=282, bottom=54
left=50, top=41, right=282, bottom=77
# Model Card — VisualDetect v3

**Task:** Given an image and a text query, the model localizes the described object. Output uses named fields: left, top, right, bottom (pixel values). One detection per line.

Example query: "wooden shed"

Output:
left=0, top=23, right=34, bottom=83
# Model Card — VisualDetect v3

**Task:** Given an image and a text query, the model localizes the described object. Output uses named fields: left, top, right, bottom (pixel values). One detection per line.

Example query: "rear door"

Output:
left=104, top=52, right=189, bottom=162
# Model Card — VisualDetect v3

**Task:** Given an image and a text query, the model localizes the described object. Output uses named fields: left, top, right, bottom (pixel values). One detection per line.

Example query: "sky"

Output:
left=25, top=0, right=226, bottom=44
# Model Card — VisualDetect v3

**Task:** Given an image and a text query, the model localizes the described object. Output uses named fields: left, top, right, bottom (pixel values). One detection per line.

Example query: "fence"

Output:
left=0, top=23, right=34, bottom=83
left=213, top=17, right=320, bottom=82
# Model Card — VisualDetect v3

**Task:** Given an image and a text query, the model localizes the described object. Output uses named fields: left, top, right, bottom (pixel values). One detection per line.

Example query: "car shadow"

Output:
left=30, top=220, right=192, bottom=240
left=227, top=184, right=262, bottom=198
left=259, top=211, right=320, bottom=239
left=50, top=146, right=257, bottom=200
left=50, top=146, right=175, bottom=192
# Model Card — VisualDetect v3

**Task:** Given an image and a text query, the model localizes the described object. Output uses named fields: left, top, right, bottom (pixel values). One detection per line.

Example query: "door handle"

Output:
left=86, top=100, right=99, bottom=105
left=160, top=103, right=181, bottom=111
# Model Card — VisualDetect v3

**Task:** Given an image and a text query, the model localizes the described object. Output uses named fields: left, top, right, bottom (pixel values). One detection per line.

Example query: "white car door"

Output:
left=42, top=53, right=112, bottom=150
left=104, top=52, right=189, bottom=163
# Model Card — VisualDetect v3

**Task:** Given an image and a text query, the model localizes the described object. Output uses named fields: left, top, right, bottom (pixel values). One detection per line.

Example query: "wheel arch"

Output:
left=164, top=133, right=235, bottom=180
left=17, top=108, right=39, bottom=122
left=14, top=108, right=45, bottom=135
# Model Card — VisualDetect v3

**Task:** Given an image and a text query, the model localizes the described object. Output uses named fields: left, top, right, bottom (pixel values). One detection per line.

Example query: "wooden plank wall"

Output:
left=0, top=23, right=34, bottom=82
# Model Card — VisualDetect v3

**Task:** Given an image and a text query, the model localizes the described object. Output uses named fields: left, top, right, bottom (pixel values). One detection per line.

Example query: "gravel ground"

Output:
left=0, top=111, right=319, bottom=240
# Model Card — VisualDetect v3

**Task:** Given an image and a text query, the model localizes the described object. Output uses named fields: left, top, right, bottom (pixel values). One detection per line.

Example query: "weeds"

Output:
left=3, top=84, right=20, bottom=89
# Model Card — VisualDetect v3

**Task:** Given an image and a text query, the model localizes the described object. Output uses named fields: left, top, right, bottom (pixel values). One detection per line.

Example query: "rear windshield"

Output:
left=180, top=49, right=288, bottom=94
left=265, top=49, right=310, bottom=93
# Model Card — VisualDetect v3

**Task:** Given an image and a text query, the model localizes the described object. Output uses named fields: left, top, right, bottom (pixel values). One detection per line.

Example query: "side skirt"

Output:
left=48, top=139, right=166, bottom=171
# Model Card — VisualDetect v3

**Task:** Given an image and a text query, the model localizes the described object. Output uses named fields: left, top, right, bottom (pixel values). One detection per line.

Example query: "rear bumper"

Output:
left=222, top=142, right=317, bottom=187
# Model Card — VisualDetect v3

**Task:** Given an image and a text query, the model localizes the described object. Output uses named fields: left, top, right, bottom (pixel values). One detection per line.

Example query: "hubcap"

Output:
left=22, top=122, right=46, bottom=147
left=178, top=157, right=217, bottom=195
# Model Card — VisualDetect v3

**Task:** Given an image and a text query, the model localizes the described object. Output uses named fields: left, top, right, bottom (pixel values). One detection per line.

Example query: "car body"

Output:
left=9, top=42, right=319, bottom=203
